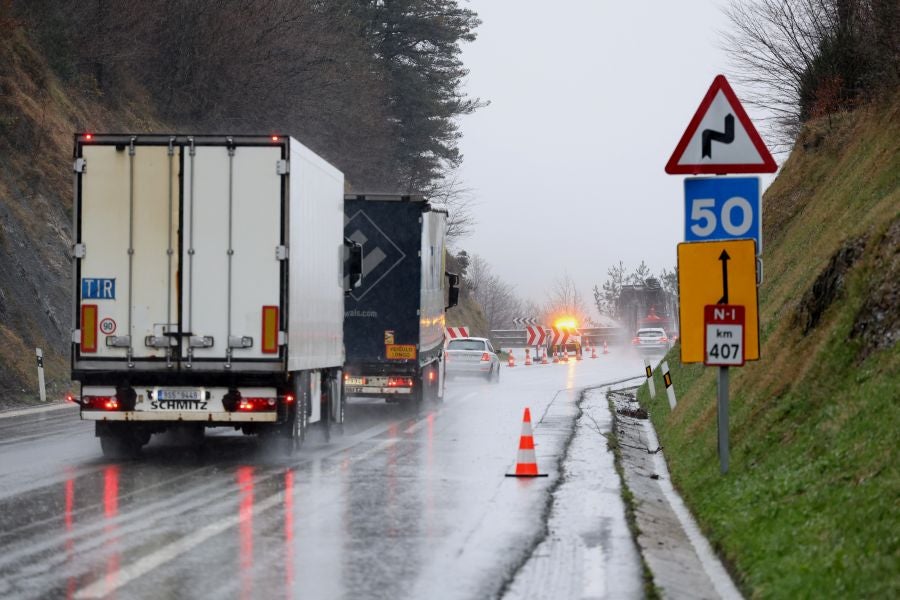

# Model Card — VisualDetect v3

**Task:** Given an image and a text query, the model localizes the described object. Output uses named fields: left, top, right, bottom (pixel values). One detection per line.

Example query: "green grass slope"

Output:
left=639, top=99, right=899, bottom=598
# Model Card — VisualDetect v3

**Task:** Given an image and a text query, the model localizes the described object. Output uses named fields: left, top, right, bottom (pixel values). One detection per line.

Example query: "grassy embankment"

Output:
left=638, top=100, right=899, bottom=597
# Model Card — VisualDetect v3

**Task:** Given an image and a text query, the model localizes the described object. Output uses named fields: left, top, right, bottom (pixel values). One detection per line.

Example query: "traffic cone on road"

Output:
left=541, top=349, right=549, bottom=364
left=576, top=346, right=583, bottom=361
left=603, top=340, right=609, bottom=354
left=524, top=348, right=533, bottom=366
left=506, top=407, right=548, bottom=478
left=591, top=345, right=598, bottom=359
left=560, top=350, right=568, bottom=363
left=552, top=350, right=559, bottom=364
left=508, top=351, right=516, bottom=368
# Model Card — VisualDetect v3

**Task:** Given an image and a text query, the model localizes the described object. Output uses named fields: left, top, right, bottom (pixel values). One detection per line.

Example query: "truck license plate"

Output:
left=157, top=389, right=203, bottom=401
left=346, top=377, right=366, bottom=386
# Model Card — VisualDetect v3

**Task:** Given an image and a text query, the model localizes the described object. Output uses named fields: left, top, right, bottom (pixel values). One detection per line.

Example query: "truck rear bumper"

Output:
left=80, top=411, right=277, bottom=423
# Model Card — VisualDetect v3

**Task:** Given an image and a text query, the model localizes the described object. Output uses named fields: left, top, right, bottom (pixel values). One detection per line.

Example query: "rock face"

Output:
left=0, top=153, right=73, bottom=403
left=851, top=217, right=900, bottom=359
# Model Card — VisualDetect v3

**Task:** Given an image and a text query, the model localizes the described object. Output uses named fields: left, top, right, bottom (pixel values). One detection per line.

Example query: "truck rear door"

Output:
left=76, top=140, right=178, bottom=367
left=181, top=142, right=284, bottom=368
left=74, top=135, right=286, bottom=372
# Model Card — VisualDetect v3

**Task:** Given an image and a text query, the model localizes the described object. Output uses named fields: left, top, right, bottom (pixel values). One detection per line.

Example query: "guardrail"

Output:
left=489, top=327, right=626, bottom=349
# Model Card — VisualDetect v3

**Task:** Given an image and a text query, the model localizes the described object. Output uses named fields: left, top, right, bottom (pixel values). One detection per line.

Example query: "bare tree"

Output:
left=466, top=254, right=523, bottom=330
left=427, top=169, right=476, bottom=243
left=627, top=260, right=651, bottom=286
left=722, top=0, right=899, bottom=150
left=546, top=272, right=590, bottom=326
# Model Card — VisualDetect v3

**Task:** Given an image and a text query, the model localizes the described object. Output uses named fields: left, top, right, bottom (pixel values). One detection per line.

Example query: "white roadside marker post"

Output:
left=662, top=360, right=677, bottom=410
left=644, top=358, right=656, bottom=399
left=36, top=348, right=46, bottom=403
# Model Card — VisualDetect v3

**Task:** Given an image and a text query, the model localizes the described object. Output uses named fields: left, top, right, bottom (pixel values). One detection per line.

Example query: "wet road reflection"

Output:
left=0, top=353, right=647, bottom=599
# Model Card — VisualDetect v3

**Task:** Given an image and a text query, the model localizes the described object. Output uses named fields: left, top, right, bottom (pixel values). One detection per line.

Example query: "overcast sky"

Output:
left=456, top=0, right=777, bottom=317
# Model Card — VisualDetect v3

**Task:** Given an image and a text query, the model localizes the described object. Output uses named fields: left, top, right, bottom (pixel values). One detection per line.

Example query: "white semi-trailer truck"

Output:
left=70, top=134, right=361, bottom=457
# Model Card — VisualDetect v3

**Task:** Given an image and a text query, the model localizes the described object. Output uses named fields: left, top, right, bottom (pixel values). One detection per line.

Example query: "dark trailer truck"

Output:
left=343, top=194, right=459, bottom=407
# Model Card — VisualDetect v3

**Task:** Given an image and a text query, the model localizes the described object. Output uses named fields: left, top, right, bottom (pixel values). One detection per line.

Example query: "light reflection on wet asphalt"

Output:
left=0, top=349, right=658, bottom=599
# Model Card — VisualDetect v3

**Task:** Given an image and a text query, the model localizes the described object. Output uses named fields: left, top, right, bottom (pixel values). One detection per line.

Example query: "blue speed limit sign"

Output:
left=684, top=177, right=761, bottom=252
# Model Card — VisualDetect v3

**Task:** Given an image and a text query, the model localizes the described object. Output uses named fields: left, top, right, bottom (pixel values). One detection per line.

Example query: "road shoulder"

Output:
left=609, top=389, right=742, bottom=600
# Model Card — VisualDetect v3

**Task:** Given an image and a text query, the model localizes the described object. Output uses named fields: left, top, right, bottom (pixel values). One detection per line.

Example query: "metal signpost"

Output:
left=666, top=74, right=775, bottom=474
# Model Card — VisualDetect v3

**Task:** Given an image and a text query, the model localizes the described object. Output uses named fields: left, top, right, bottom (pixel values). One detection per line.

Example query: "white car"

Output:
left=631, top=328, right=670, bottom=353
left=445, top=337, right=501, bottom=382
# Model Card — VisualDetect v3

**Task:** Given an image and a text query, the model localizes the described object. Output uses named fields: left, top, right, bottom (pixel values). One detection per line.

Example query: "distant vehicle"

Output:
left=445, top=337, right=500, bottom=382
left=631, top=327, right=670, bottom=353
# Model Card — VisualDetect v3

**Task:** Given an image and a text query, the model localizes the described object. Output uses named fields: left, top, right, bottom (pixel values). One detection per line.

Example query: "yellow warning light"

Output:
left=553, top=317, right=578, bottom=330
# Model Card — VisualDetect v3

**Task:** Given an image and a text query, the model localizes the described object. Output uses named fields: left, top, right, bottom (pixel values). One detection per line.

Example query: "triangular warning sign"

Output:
left=665, top=75, right=777, bottom=175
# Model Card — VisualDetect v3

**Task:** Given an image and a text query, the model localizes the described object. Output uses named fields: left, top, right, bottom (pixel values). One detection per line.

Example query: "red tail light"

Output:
left=631, top=337, right=640, bottom=345
left=82, top=396, right=119, bottom=410
left=660, top=336, right=668, bottom=342
left=237, top=397, right=277, bottom=412
left=386, top=377, right=414, bottom=388
left=481, top=352, right=490, bottom=361
left=284, top=394, right=295, bottom=404
left=428, top=370, right=436, bottom=382
left=84, top=133, right=93, bottom=141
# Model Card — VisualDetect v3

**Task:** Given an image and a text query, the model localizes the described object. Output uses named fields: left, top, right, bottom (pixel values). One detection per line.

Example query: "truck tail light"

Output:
left=284, top=394, right=295, bottom=404
left=81, top=305, right=98, bottom=352
left=261, top=306, right=279, bottom=354
left=82, top=396, right=119, bottom=410
left=84, top=133, right=93, bottom=141
left=481, top=352, right=490, bottom=362
left=387, top=377, right=413, bottom=388
left=237, top=397, right=277, bottom=412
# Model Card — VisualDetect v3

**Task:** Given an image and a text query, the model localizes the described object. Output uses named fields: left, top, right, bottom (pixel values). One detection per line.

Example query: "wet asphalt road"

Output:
left=0, top=350, right=652, bottom=600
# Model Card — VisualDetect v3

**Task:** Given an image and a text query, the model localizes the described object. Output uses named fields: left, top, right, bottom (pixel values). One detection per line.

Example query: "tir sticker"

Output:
left=82, top=278, right=116, bottom=300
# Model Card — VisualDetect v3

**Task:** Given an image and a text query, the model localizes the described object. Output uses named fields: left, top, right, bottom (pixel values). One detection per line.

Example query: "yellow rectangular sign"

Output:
left=385, top=344, right=417, bottom=360
left=677, top=239, right=760, bottom=363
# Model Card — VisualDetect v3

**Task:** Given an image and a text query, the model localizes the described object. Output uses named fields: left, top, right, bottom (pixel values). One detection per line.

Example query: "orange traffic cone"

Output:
left=524, top=348, right=533, bottom=366
left=506, top=407, right=547, bottom=478
left=552, top=350, right=559, bottom=364
left=541, top=349, right=549, bottom=364
left=508, top=351, right=515, bottom=368
left=603, top=340, right=609, bottom=354
left=576, top=346, right=583, bottom=361
left=591, top=345, right=598, bottom=359
left=561, top=349, right=569, bottom=363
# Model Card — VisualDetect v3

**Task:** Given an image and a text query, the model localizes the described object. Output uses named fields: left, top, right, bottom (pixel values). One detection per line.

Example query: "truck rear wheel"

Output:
left=100, top=432, right=142, bottom=459
left=265, top=378, right=308, bottom=456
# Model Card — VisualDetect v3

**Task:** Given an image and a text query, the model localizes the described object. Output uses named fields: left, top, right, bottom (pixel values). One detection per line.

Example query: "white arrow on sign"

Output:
left=550, top=327, right=570, bottom=347
left=666, top=75, right=776, bottom=175
left=526, top=325, right=546, bottom=346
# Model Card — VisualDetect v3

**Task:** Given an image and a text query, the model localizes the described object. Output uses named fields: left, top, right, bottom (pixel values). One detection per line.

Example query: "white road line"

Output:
left=74, top=435, right=401, bottom=599
left=642, top=421, right=743, bottom=600
left=0, top=402, right=75, bottom=419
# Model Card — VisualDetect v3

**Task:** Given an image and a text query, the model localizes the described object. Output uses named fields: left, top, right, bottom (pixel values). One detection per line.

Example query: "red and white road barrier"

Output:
left=445, top=326, right=470, bottom=340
